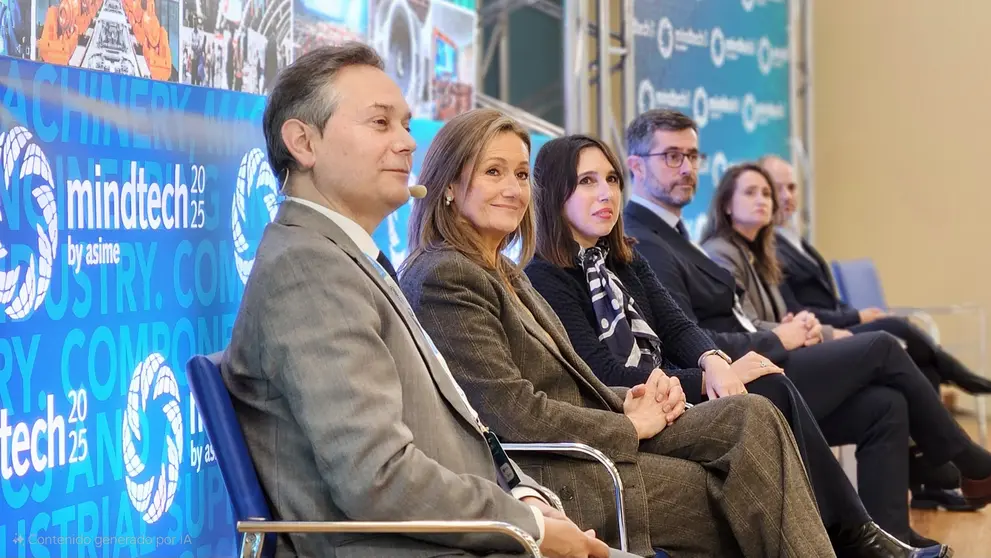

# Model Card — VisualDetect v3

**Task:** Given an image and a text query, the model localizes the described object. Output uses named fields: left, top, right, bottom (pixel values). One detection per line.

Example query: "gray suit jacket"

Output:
left=702, top=235, right=834, bottom=341
left=222, top=200, right=546, bottom=558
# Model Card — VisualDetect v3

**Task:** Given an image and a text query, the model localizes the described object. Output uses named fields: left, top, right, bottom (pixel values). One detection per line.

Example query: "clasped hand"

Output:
left=623, top=369, right=686, bottom=439
left=776, top=311, right=823, bottom=349
left=522, top=497, right=610, bottom=558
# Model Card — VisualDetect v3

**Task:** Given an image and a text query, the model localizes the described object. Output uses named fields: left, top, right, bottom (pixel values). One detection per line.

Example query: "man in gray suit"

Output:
left=222, top=42, right=638, bottom=557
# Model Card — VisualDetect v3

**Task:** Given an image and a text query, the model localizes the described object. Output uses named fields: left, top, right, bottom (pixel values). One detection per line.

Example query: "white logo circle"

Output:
left=637, top=79, right=655, bottom=114
left=710, top=27, right=726, bottom=67
left=741, top=93, right=758, bottom=133
left=232, top=148, right=279, bottom=285
left=757, top=36, right=772, bottom=75
left=657, top=17, right=674, bottom=59
left=710, top=152, right=729, bottom=187
left=692, top=87, right=709, bottom=128
left=123, top=353, right=184, bottom=524
left=0, top=126, right=58, bottom=322
left=742, top=0, right=755, bottom=12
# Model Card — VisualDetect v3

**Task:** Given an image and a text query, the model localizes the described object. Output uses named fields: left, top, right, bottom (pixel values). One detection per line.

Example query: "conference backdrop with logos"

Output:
left=1, top=0, right=786, bottom=556
left=0, top=1, right=507, bottom=557
left=632, top=0, right=791, bottom=238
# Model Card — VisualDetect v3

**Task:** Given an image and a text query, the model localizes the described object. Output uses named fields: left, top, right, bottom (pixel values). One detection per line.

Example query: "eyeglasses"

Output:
left=637, top=151, right=707, bottom=169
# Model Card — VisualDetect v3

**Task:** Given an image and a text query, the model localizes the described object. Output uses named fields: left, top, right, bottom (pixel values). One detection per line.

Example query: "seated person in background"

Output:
left=222, top=42, right=632, bottom=558
left=622, top=109, right=991, bottom=554
left=706, top=160, right=987, bottom=513
left=399, top=107, right=836, bottom=558
left=759, top=154, right=991, bottom=396
left=523, top=133, right=944, bottom=558
left=696, top=161, right=991, bottom=521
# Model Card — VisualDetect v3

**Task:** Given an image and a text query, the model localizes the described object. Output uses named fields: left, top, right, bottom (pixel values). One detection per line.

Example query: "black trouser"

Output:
left=817, top=386, right=910, bottom=540
left=726, top=374, right=871, bottom=535
left=851, top=316, right=968, bottom=393
left=778, top=332, right=977, bottom=538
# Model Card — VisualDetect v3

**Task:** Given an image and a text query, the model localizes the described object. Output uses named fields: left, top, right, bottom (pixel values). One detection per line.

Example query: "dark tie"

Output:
left=675, top=220, right=691, bottom=241
left=376, top=252, right=399, bottom=283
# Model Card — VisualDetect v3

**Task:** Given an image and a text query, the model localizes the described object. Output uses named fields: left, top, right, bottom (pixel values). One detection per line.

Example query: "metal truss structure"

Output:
left=475, top=0, right=636, bottom=162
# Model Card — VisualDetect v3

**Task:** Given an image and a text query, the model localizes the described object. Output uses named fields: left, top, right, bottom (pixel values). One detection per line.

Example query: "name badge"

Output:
left=484, top=430, right=520, bottom=489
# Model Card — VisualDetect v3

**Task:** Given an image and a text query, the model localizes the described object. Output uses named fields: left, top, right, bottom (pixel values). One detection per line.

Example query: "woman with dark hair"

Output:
left=525, top=135, right=960, bottom=557
left=701, top=162, right=991, bottom=523
left=398, top=110, right=837, bottom=558
left=699, top=163, right=833, bottom=340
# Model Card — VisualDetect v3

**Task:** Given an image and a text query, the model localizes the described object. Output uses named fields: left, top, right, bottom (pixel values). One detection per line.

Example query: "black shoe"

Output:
left=911, top=487, right=984, bottom=511
left=909, top=447, right=961, bottom=490
left=941, top=366, right=991, bottom=394
left=832, top=522, right=953, bottom=557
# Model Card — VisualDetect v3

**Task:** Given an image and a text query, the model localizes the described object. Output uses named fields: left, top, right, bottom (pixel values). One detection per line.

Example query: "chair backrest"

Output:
left=186, top=353, right=276, bottom=558
left=830, top=258, right=888, bottom=310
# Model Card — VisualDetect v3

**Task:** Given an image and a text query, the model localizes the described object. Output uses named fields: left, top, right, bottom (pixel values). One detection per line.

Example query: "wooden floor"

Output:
left=909, top=411, right=991, bottom=556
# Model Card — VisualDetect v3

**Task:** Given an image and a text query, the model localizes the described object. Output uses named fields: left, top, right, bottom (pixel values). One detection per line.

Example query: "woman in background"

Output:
left=700, top=162, right=991, bottom=516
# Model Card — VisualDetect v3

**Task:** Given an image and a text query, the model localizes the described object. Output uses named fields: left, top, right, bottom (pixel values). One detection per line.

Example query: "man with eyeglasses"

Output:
left=621, top=109, right=960, bottom=557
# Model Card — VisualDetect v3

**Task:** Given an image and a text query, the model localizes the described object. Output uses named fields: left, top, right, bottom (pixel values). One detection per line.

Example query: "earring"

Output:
left=444, top=195, right=453, bottom=206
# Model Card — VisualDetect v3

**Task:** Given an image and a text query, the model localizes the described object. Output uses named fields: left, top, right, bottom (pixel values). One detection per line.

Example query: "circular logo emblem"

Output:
left=710, top=26, right=725, bottom=67
left=123, top=353, right=184, bottom=524
left=0, top=126, right=58, bottom=321
left=637, top=79, right=656, bottom=114
left=692, top=87, right=709, bottom=128
left=657, top=17, right=674, bottom=59
left=710, top=151, right=729, bottom=188
left=741, top=93, right=758, bottom=133
left=232, top=148, right=279, bottom=285
left=757, top=36, right=773, bottom=75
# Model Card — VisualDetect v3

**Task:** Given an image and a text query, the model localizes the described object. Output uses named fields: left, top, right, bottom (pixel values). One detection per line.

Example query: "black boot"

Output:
left=908, top=530, right=941, bottom=549
left=832, top=522, right=953, bottom=558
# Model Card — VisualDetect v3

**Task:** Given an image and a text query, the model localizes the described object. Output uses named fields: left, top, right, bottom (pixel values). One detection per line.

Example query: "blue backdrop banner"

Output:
left=0, top=55, right=548, bottom=557
left=632, top=0, right=790, bottom=238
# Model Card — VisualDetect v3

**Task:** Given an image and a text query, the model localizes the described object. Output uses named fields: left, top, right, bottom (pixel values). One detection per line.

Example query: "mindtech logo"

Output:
left=122, top=353, right=185, bottom=524
left=757, top=36, right=789, bottom=75
left=710, top=27, right=726, bottom=67
left=694, top=87, right=741, bottom=129
left=710, top=27, right=756, bottom=68
left=0, top=125, right=58, bottom=321
left=232, top=148, right=279, bottom=285
left=709, top=152, right=730, bottom=188
left=657, top=17, right=707, bottom=59
left=693, top=87, right=709, bottom=128
left=638, top=79, right=691, bottom=114
left=741, top=93, right=786, bottom=133
left=657, top=17, right=674, bottom=59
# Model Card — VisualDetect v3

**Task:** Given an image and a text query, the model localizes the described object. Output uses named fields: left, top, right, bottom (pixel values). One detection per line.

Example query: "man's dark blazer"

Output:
left=775, top=232, right=862, bottom=328
left=622, top=202, right=788, bottom=362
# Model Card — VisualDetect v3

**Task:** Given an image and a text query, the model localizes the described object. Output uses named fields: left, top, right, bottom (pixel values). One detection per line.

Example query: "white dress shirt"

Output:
left=628, top=196, right=759, bottom=332
left=285, top=197, right=548, bottom=539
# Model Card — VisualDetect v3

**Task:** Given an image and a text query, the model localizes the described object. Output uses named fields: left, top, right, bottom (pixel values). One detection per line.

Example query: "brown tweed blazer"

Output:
left=400, top=248, right=705, bottom=556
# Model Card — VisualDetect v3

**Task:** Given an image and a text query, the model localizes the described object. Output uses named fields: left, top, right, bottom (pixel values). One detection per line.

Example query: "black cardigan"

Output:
left=525, top=249, right=718, bottom=403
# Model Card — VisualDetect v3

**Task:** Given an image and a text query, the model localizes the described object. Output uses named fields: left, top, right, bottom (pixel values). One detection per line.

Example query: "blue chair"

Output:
left=831, top=258, right=988, bottom=445
left=185, top=353, right=543, bottom=558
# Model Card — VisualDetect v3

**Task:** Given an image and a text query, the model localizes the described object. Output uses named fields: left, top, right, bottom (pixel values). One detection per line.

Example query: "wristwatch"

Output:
left=698, top=349, right=732, bottom=369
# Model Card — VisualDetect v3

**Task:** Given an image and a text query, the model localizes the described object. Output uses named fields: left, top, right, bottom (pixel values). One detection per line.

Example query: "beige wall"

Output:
left=813, top=1, right=989, bottom=365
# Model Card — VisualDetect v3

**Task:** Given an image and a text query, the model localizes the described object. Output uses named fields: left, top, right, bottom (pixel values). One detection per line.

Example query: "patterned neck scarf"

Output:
left=579, top=244, right=662, bottom=371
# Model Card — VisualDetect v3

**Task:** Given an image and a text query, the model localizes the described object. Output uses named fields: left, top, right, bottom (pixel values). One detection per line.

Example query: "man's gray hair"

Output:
left=625, top=109, right=698, bottom=159
left=262, top=42, right=385, bottom=188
